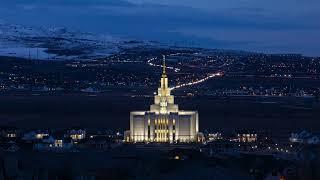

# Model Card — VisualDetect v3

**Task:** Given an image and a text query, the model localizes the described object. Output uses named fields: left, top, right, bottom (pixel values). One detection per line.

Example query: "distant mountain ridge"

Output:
left=0, top=23, right=150, bottom=60
left=0, top=23, right=306, bottom=61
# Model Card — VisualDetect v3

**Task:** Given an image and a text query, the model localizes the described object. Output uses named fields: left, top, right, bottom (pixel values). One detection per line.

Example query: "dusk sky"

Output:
left=0, top=0, right=319, bottom=56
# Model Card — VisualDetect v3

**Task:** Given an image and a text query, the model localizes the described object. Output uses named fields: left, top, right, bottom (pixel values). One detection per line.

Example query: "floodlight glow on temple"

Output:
left=125, top=55, right=203, bottom=143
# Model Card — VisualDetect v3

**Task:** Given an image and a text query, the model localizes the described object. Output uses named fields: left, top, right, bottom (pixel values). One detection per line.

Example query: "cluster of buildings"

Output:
left=3, top=56, right=319, bottom=153
left=0, top=127, right=123, bottom=152
left=196, top=86, right=316, bottom=97
left=1, top=126, right=319, bottom=160
left=206, top=130, right=258, bottom=143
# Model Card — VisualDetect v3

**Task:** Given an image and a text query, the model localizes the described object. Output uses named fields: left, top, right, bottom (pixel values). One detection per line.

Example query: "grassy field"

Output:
left=0, top=95, right=319, bottom=133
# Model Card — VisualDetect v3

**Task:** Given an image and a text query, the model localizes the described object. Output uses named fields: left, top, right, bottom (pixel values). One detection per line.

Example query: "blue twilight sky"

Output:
left=0, top=0, right=319, bottom=56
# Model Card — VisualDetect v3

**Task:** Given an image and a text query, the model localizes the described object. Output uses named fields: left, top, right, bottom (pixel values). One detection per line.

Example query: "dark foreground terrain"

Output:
left=1, top=144, right=319, bottom=180
left=0, top=94, right=319, bottom=133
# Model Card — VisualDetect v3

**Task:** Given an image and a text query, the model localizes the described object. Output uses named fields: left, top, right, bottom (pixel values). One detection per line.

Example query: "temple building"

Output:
left=125, top=56, right=202, bottom=143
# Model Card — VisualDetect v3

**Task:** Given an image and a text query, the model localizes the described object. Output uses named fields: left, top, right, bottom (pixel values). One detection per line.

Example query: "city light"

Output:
left=147, top=57, right=222, bottom=91
left=147, top=57, right=181, bottom=72
left=170, top=72, right=222, bottom=90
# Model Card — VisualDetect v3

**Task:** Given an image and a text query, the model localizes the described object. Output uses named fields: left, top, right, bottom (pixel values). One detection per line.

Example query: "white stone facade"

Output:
left=127, top=56, right=199, bottom=143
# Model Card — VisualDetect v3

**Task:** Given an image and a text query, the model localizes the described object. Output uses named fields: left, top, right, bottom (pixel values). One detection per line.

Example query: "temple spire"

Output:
left=162, top=55, right=166, bottom=77
left=160, top=55, right=168, bottom=91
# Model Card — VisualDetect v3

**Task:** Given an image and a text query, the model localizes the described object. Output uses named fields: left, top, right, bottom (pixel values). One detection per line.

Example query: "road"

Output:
left=146, top=55, right=223, bottom=90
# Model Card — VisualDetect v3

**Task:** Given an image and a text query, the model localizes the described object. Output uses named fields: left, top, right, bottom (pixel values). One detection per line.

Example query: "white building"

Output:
left=34, top=135, right=73, bottom=151
left=208, top=133, right=223, bottom=142
left=125, top=56, right=201, bottom=143
left=22, top=131, right=49, bottom=141
left=67, top=129, right=86, bottom=140
left=290, top=131, right=320, bottom=145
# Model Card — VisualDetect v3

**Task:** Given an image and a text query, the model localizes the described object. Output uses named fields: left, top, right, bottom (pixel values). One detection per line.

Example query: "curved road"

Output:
left=147, top=56, right=222, bottom=90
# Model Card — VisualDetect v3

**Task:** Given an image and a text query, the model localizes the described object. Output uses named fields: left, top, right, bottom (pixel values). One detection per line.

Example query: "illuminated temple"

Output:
left=125, top=56, right=202, bottom=143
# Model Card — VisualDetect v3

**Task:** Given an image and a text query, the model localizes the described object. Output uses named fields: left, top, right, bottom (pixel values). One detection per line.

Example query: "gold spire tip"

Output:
left=162, top=55, right=166, bottom=75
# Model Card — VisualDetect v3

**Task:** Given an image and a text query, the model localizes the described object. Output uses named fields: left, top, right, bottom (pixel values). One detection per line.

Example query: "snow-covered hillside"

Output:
left=0, top=23, right=148, bottom=60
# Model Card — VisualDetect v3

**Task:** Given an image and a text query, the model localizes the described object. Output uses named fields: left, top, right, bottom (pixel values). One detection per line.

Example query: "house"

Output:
left=235, top=130, right=258, bottom=143
left=289, top=131, right=320, bottom=145
left=34, top=132, right=73, bottom=151
left=66, top=129, right=86, bottom=141
left=289, top=131, right=311, bottom=143
left=35, top=131, right=50, bottom=140
left=207, top=132, right=223, bottom=142
left=0, top=126, right=19, bottom=139
left=22, top=130, right=49, bottom=142
left=53, top=133, right=73, bottom=149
